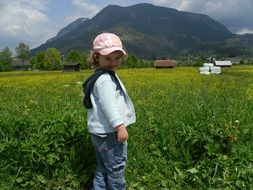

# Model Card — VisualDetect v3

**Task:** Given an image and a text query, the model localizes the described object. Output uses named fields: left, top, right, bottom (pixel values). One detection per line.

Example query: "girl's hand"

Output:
left=116, top=125, right=128, bottom=142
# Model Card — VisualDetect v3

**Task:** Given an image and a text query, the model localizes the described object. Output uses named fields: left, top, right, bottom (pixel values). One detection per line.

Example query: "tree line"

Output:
left=0, top=43, right=30, bottom=72
left=0, top=43, right=153, bottom=72
left=1, top=42, right=252, bottom=72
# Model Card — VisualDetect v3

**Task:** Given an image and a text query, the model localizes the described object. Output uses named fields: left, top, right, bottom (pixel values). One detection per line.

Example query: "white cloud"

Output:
left=147, top=0, right=253, bottom=33
left=149, top=0, right=171, bottom=4
left=0, top=0, right=54, bottom=49
left=72, top=0, right=100, bottom=17
left=60, top=0, right=102, bottom=25
left=237, top=28, right=253, bottom=35
left=1, top=0, right=253, bottom=51
left=0, top=4, right=47, bottom=36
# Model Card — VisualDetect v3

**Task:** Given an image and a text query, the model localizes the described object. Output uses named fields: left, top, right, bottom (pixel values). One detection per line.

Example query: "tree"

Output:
left=30, top=51, right=46, bottom=70
left=79, top=52, right=89, bottom=70
left=44, top=48, right=62, bottom=70
left=122, top=54, right=138, bottom=68
left=66, top=50, right=81, bottom=62
left=194, top=56, right=204, bottom=66
left=66, top=50, right=90, bottom=70
left=15, top=43, right=29, bottom=66
left=0, top=47, right=13, bottom=71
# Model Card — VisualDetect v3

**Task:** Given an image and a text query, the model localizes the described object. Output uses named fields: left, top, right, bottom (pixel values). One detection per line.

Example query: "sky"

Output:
left=0, top=0, right=253, bottom=52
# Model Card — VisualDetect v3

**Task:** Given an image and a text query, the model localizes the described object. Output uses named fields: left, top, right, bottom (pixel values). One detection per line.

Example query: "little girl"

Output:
left=84, top=33, right=136, bottom=190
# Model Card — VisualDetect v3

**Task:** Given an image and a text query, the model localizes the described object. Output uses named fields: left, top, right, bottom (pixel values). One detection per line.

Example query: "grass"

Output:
left=0, top=66, right=253, bottom=189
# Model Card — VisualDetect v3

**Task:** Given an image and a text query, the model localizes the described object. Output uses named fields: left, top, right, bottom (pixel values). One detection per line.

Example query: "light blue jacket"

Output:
left=87, top=73, right=136, bottom=134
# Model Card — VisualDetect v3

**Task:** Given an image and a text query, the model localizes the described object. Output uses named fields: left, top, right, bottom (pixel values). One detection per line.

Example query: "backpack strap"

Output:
left=82, top=68, right=120, bottom=109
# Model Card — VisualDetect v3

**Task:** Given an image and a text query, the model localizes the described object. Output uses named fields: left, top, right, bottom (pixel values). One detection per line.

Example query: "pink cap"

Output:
left=93, top=33, right=126, bottom=55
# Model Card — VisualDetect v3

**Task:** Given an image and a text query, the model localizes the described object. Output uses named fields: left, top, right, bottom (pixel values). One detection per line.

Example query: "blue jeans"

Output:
left=91, top=132, right=127, bottom=190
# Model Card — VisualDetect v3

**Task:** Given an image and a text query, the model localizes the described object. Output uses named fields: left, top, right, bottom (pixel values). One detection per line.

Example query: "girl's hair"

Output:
left=89, top=51, right=100, bottom=69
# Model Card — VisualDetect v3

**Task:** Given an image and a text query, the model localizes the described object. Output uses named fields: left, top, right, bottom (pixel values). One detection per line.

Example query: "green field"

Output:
left=1, top=66, right=253, bottom=189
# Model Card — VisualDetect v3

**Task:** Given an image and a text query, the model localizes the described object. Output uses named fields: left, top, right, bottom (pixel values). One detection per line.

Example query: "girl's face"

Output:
left=97, top=51, right=123, bottom=71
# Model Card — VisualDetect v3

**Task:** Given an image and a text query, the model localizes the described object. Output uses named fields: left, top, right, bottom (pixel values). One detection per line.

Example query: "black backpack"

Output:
left=82, top=68, right=121, bottom=109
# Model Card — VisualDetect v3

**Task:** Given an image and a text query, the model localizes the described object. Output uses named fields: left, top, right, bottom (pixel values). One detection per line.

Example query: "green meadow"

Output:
left=0, top=66, right=253, bottom=189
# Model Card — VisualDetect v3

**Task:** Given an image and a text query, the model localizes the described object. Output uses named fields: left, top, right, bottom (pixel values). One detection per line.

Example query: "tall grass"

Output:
left=0, top=66, right=253, bottom=189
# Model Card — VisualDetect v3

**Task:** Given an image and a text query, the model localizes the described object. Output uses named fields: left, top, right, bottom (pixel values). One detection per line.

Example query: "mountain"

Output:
left=31, top=3, right=237, bottom=58
left=46, top=17, right=89, bottom=43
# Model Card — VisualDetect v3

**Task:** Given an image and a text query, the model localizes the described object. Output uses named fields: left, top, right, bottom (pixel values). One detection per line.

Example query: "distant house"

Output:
left=227, top=57, right=240, bottom=65
left=154, top=60, right=176, bottom=68
left=63, top=62, right=81, bottom=72
left=12, top=59, right=30, bottom=70
left=214, top=60, right=232, bottom=67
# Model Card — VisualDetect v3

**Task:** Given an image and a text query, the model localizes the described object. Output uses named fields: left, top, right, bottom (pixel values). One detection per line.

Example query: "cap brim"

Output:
left=97, top=47, right=126, bottom=56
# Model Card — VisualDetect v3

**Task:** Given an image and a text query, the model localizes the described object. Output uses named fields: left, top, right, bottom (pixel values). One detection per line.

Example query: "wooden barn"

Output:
left=12, top=59, right=30, bottom=70
left=63, top=62, right=81, bottom=72
left=154, top=60, right=175, bottom=68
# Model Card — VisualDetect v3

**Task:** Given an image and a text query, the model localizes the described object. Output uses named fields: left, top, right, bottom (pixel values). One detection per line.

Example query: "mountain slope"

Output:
left=31, top=3, right=234, bottom=58
left=46, top=18, right=89, bottom=43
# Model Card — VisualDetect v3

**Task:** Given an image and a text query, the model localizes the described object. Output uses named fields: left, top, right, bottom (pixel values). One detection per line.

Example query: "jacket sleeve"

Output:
left=94, top=78, right=124, bottom=128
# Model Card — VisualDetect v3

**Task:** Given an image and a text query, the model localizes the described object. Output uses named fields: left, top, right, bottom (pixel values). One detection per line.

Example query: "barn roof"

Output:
left=63, top=62, right=81, bottom=72
left=63, top=62, right=81, bottom=66
left=12, top=59, right=30, bottom=66
left=154, top=60, right=175, bottom=68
